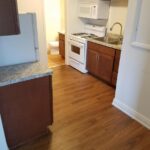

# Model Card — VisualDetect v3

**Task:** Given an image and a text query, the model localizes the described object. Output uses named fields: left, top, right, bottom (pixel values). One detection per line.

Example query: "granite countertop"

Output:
left=0, top=62, right=53, bottom=87
left=87, top=38, right=122, bottom=50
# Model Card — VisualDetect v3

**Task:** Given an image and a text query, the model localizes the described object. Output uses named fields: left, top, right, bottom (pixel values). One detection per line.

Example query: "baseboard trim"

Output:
left=113, top=98, right=150, bottom=130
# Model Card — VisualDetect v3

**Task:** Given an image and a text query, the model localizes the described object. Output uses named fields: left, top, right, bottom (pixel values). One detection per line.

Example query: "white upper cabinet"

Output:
left=78, top=0, right=110, bottom=19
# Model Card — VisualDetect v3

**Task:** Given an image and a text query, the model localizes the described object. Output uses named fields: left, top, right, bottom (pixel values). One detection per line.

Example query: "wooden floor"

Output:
left=15, top=66, right=150, bottom=150
left=48, top=54, right=65, bottom=68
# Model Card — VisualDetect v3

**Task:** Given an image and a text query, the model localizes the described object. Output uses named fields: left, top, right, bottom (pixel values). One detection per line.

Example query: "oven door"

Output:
left=69, top=40, right=85, bottom=64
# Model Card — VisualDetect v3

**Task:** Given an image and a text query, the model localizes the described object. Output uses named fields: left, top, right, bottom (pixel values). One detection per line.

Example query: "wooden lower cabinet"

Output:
left=86, top=49, right=98, bottom=76
left=97, top=53, right=115, bottom=82
left=59, top=40, right=65, bottom=58
left=111, top=72, right=118, bottom=86
left=87, top=42, right=115, bottom=83
left=87, top=41, right=121, bottom=86
left=59, top=33, right=65, bottom=58
left=111, top=50, right=121, bottom=86
left=0, top=76, right=53, bottom=149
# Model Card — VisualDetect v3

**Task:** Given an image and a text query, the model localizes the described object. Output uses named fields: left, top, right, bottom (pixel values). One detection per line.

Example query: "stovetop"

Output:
left=72, top=33, right=87, bottom=36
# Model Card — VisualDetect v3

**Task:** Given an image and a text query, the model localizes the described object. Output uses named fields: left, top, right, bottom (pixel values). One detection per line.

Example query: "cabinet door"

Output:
left=86, top=49, right=98, bottom=76
left=97, top=54, right=114, bottom=83
left=0, top=76, right=53, bottom=148
left=0, top=0, right=20, bottom=35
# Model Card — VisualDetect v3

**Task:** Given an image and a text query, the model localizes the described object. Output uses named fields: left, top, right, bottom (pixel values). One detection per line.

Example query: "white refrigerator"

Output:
left=0, top=115, right=8, bottom=150
left=0, top=13, right=39, bottom=67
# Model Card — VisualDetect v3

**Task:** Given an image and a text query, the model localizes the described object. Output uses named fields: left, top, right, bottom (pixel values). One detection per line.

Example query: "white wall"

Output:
left=66, top=0, right=85, bottom=34
left=17, top=0, right=48, bottom=65
left=107, top=0, right=128, bottom=35
left=113, top=0, right=150, bottom=129
left=65, top=0, right=85, bottom=64
left=44, top=0, right=61, bottom=44
left=60, top=0, right=66, bottom=32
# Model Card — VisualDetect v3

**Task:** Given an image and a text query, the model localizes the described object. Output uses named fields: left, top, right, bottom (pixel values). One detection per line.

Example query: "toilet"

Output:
left=48, top=41, right=59, bottom=55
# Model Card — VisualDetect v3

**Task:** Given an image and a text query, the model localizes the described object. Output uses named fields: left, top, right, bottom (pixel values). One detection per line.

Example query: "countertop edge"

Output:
left=0, top=62, right=53, bottom=87
left=87, top=38, right=122, bottom=50
left=0, top=71, right=52, bottom=87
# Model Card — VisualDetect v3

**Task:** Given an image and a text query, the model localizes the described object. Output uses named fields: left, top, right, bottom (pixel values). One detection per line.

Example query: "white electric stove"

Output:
left=68, top=25, right=106, bottom=73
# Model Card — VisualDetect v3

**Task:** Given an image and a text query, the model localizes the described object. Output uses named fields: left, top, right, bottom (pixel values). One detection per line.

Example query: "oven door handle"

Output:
left=68, top=40, right=84, bottom=48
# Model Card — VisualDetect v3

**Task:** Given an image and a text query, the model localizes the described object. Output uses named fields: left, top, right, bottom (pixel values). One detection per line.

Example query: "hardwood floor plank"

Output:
left=48, top=54, right=65, bottom=68
left=14, top=65, right=150, bottom=150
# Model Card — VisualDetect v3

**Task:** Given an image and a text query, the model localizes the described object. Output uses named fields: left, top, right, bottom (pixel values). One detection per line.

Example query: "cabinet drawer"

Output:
left=88, top=41, right=115, bottom=57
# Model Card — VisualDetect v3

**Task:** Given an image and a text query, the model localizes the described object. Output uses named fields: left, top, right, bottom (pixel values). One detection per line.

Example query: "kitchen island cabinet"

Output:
left=0, top=0, right=20, bottom=35
left=0, top=62, right=53, bottom=149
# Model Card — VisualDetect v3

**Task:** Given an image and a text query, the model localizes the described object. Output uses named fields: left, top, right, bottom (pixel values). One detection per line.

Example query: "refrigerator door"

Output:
left=0, top=13, right=39, bottom=67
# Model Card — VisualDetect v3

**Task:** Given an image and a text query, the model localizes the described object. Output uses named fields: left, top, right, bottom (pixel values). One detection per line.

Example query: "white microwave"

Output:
left=79, top=4, right=98, bottom=19
left=78, top=0, right=110, bottom=19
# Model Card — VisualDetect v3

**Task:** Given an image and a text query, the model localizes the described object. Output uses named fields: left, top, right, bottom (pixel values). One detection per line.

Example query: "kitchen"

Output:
left=66, top=0, right=127, bottom=87
left=1, top=0, right=149, bottom=149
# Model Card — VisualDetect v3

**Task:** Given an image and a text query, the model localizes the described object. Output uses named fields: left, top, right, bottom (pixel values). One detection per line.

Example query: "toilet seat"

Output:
left=48, top=41, right=59, bottom=55
left=49, top=41, right=59, bottom=47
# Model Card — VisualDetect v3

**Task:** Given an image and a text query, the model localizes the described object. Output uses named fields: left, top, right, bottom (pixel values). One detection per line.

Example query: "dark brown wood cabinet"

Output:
left=0, top=76, right=53, bottom=149
left=87, top=42, right=115, bottom=83
left=59, top=33, right=65, bottom=58
left=97, top=53, right=115, bottom=82
left=86, top=49, right=98, bottom=76
left=0, top=0, right=20, bottom=35
left=111, top=50, right=121, bottom=86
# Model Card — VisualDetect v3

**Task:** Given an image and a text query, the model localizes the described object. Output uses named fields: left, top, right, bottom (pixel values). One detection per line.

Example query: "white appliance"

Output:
left=0, top=13, right=39, bottom=67
left=68, top=24, right=106, bottom=73
left=0, top=115, right=8, bottom=150
left=78, top=0, right=110, bottom=19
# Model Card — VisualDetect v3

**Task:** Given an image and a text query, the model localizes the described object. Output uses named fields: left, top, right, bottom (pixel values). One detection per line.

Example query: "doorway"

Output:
left=44, top=0, right=66, bottom=68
